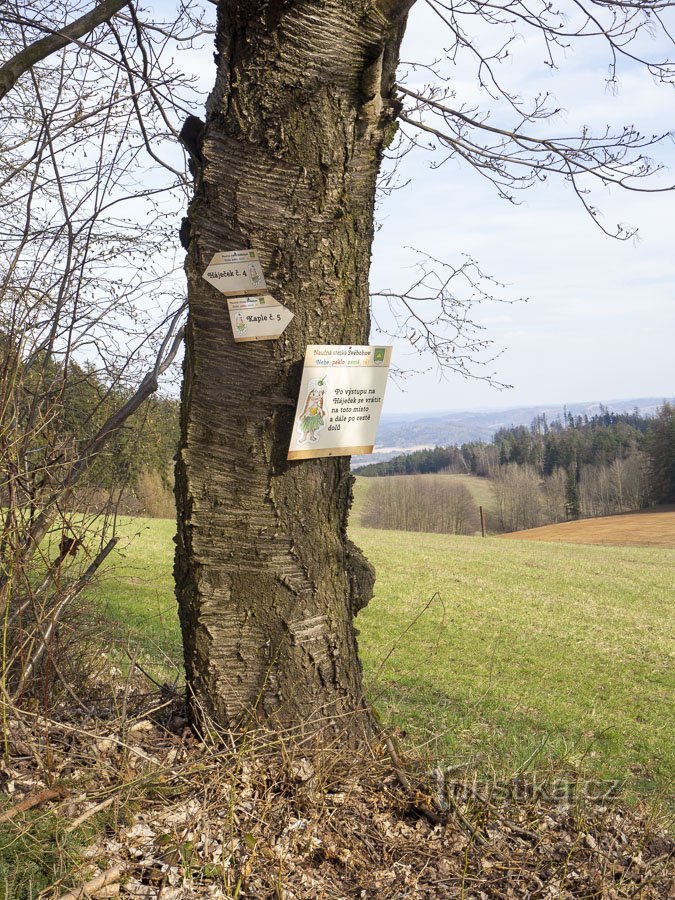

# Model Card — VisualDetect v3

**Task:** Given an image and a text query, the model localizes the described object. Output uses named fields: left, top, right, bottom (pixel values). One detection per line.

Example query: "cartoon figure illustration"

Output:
left=297, top=377, right=327, bottom=444
left=235, top=312, right=247, bottom=334
left=249, top=263, right=262, bottom=287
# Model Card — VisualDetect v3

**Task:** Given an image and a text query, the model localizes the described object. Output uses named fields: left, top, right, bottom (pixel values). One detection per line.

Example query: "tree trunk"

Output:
left=175, top=0, right=412, bottom=745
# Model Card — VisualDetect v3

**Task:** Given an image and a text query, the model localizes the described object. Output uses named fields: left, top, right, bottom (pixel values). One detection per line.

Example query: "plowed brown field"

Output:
left=498, top=506, right=675, bottom=548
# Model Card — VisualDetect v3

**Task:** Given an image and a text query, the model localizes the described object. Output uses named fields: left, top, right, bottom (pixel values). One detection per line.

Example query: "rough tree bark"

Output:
left=175, top=0, right=413, bottom=745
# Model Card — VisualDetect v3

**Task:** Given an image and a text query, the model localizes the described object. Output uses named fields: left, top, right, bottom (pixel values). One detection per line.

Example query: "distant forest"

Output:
left=357, top=404, right=675, bottom=534
left=2, top=350, right=182, bottom=518
left=45, top=382, right=673, bottom=525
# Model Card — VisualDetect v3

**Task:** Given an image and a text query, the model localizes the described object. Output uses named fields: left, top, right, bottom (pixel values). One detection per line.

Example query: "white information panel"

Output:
left=288, top=345, right=392, bottom=461
left=227, top=295, right=294, bottom=342
left=202, top=249, right=267, bottom=297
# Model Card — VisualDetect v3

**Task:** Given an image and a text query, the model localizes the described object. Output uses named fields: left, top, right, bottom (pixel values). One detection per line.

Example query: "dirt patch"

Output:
left=498, top=507, right=675, bottom=548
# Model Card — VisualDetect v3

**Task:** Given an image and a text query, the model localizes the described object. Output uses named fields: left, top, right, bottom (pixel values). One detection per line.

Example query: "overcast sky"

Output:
left=371, top=2, right=675, bottom=414
left=173, top=0, right=674, bottom=415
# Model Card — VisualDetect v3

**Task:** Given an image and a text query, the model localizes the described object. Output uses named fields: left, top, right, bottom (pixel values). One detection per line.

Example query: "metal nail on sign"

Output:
left=202, top=249, right=268, bottom=297
left=227, top=294, right=294, bottom=342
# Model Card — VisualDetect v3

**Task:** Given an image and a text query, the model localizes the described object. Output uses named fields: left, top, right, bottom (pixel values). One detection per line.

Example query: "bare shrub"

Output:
left=579, top=452, right=650, bottom=517
left=131, top=468, right=175, bottom=519
left=361, top=475, right=480, bottom=535
left=492, top=464, right=544, bottom=532
left=0, top=1, right=199, bottom=705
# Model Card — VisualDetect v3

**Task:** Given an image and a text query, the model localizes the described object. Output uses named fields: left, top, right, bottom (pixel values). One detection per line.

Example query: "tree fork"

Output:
left=175, top=0, right=412, bottom=745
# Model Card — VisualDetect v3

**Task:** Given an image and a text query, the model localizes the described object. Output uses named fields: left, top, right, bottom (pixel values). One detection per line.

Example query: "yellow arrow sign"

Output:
left=203, top=249, right=267, bottom=297
left=227, top=294, right=294, bottom=342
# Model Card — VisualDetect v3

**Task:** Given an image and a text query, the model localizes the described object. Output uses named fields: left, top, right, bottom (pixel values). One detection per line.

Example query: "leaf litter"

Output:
left=1, top=685, right=672, bottom=899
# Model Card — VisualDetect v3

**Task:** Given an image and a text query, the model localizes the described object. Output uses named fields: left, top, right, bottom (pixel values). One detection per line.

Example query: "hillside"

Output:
left=352, top=473, right=497, bottom=531
left=90, top=515, right=674, bottom=804
left=499, top=506, right=675, bottom=548
left=355, top=396, right=672, bottom=466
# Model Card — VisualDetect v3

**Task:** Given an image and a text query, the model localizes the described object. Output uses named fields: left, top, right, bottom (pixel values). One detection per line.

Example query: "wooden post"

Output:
left=479, top=505, right=486, bottom=538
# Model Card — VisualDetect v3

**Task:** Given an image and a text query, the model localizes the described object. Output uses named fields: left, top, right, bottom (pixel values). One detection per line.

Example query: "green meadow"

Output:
left=92, top=513, right=675, bottom=807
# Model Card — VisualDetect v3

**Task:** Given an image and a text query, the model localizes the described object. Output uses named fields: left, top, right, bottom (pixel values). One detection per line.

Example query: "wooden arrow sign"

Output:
left=227, top=294, right=294, bottom=342
left=202, top=249, right=267, bottom=296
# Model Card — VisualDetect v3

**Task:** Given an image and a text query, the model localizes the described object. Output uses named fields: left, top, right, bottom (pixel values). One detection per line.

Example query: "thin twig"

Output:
left=56, top=866, right=122, bottom=900
left=65, top=796, right=114, bottom=833
left=0, top=786, right=68, bottom=823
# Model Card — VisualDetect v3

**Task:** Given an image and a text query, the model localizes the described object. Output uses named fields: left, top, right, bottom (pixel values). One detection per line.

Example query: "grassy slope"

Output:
left=91, top=516, right=674, bottom=803
left=445, top=473, right=497, bottom=516
left=355, top=527, right=674, bottom=802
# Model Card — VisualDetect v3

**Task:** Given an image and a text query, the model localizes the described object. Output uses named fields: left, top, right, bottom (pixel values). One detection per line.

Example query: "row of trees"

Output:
left=489, top=407, right=674, bottom=510
left=466, top=408, right=674, bottom=502
left=356, top=406, right=673, bottom=536
left=361, top=475, right=480, bottom=535
left=356, top=450, right=653, bottom=537
left=360, top=406, right=675, bottom=511
left=494, top=410, right=651, bottom=475
left=360, top=409, right=656, bottom=478
left=490, top=453, right=652, bottom=532
left=359, top=444, right=470, bottom=477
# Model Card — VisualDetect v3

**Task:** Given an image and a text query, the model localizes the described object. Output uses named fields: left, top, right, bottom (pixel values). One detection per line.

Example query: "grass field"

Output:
left=91, top=513, right=675, bottom=808
left=500, top=506, right=675, bottom=548
left=355, top=527, right=674, bottom=806
left=89, top=517, right=183, bottom=668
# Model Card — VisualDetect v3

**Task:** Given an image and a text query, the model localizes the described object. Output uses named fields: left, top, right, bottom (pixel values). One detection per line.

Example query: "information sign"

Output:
left=288, top=345, right=392, bottom=460
left=227, top=295, right=294, bottom=342
left=202, top=249, right=267, bottom=297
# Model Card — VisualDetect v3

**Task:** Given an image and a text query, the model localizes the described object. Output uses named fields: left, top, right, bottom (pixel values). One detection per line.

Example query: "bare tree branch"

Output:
left=0, top=0, right=130, bottom=102
left=13, top=536, right=119, bottom=699
left=372, top=248, right=521, bottom=382
left=0, top=303, right=185, bottom=604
